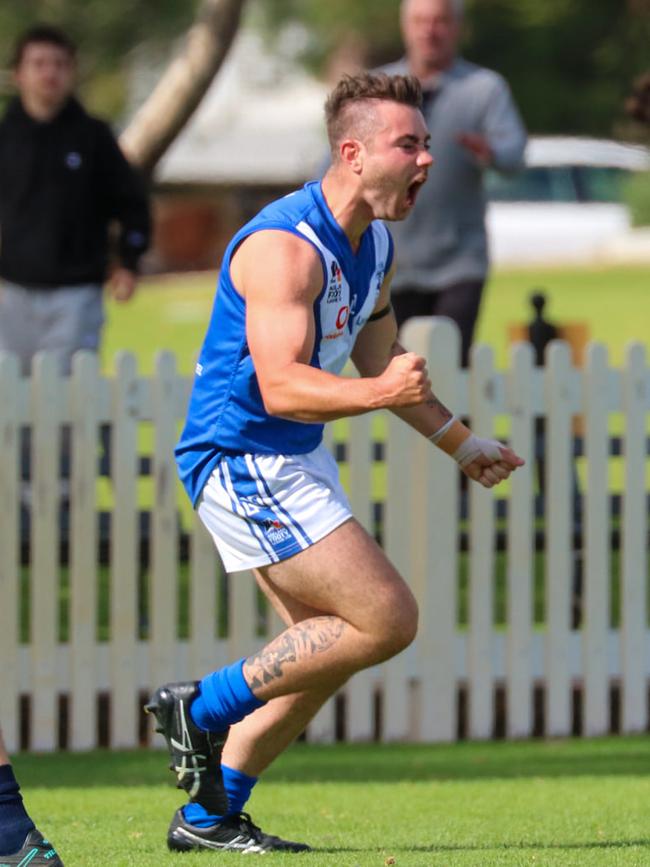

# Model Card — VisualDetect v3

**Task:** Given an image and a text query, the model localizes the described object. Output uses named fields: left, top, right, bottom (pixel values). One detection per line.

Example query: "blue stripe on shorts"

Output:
left=247, top=456, right=313, bottom=547
left=218, top=463, right=279, bottom=562
left=223, top=455, right=305, bottom=562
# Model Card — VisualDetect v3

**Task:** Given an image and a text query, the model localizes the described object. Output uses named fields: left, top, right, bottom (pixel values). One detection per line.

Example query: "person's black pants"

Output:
left=391, top=280, right=485, bottom=368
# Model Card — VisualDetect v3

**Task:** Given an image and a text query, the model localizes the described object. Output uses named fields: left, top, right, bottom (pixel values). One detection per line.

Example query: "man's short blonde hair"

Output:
left=325, top=72, right=422, bottom=158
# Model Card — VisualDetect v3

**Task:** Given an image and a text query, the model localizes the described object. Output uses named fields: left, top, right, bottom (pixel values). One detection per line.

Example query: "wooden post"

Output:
left=467, top=344, right=498, bottom=739
left=620, top=342, right=648, bottom=732
left=0, top=355, right=21, bottom=752
left=69, top=352, right=100, bottom=749
left=544, top=342, right=574, bottom=736
left=583, top=343, right=610, bottom=735
left=402, top=317, right=460, bottom=742
left=345, top=412, right=375, bottom=741
left=505, top=342, right=535, bottom=738
left=150, top=352, right=180, bottom=692
left=30, top=354, right=62, bottom=750
left=109, top=352, right=140, bottom=748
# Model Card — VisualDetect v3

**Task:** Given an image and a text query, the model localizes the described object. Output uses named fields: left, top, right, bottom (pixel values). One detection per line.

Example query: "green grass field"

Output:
left=14, top=737, right=650, bottom=866
left=102, top=264, right=650, bottom=373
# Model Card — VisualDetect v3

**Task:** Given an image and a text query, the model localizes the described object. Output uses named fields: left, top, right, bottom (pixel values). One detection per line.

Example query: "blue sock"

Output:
left=190, top=658, right=265, bottom=733
left=184, top=764, right=258, bottom=828
left=0, top=765, right=35, bottom=856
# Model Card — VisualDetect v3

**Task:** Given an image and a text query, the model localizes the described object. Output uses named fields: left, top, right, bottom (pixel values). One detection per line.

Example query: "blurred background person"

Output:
left=379, top=0, right=527, bottom=366
left=0, top=24, right=151, bottom=378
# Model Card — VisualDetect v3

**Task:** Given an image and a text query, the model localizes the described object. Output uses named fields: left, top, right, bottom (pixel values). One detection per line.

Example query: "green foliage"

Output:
left=0, top=0, right=198, bottom=73
left=0, top=0, right=200, bottom=117
left=463, top=0, right=650, bottom=136
left=254, top=0, right=403, bottom=71
left=259, top=0, right=650, bottom=137
left=622, top=171, right=650, bottom=226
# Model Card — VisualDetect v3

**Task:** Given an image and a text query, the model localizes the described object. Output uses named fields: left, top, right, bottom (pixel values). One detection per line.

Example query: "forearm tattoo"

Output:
left=426, top=394, right=453, bottom=420
left=244, top=616, right=346, bottom=692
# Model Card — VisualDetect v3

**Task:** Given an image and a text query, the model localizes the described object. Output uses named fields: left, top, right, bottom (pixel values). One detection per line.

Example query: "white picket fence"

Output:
left=0, top=317, right=648, bottom=753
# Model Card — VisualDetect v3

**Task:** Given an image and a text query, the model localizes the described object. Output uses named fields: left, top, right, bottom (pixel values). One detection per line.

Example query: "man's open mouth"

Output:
left=406, top=178, right=426, bottom=206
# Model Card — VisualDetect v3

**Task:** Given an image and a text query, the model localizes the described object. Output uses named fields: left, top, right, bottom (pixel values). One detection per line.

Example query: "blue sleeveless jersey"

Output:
left=176, top=181, right=394, bottom=505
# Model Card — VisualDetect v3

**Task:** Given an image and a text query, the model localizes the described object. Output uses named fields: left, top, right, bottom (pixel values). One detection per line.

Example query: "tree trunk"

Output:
left=119, top=0, right=247, bottom=174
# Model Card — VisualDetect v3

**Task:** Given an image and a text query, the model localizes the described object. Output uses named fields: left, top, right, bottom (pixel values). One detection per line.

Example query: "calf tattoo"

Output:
left=244, top=616, right=346, bottom=691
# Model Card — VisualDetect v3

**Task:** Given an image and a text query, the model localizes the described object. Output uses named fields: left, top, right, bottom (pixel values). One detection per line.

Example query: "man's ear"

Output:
left=339, top=138, right=364, bottom=174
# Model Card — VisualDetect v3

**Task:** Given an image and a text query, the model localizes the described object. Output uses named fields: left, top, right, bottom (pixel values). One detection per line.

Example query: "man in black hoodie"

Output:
left=0, top=24, right=150, bottom=376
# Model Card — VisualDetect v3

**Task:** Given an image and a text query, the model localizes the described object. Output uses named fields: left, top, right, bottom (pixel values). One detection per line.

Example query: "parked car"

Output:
left=485, top=136, right=650, bottom=266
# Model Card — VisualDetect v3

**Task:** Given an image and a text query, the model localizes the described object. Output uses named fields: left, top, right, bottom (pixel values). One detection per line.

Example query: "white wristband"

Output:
left=452, top=433, right=503, bottom=468
left=428, top=415, right=457, bottom=445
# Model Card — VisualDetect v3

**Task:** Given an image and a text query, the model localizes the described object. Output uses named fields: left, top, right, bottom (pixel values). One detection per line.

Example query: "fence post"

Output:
left=109, top=352, right=140, bottom=748
left=150, top=351, right=180, bottom=692
left=383, top=410, right=414, bottom=741
left=467, top=343, right=498, bottom=739
left=621, top=342, right=648, bottom=732
left=69, top=352, right=100, bottom=749
left=345, top=412, right=375, bottom=741
left=30, top=353, right=63, bottom=750
left=402, top=317, right=460, bottom=742
left=0, top=354, right=21, bottom=752
left=544, top=341, right=575, bottom=736
left=505, top=342, right=535, bottom=738
left=583, top=343, right=610, bottom=735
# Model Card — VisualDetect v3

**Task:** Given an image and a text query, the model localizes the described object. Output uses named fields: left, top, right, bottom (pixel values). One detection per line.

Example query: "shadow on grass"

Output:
left=268, top=738, right=650, bottom=784
left=316, top=839, right=650, bottom=854
left=13, top=736, right=650, bottom=789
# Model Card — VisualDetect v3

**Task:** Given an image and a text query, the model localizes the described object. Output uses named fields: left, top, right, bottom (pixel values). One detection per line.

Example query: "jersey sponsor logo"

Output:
left=323, top=304, right=350, bottom=340
left=263, top=519, right=291, bottom=544
left=195, top=362, right=204, bottom=376
left=336, top=305, right=350, bottom=330
left=327, top=284, right=342, bottom=303
left=326, top=260, right=343, bottom=303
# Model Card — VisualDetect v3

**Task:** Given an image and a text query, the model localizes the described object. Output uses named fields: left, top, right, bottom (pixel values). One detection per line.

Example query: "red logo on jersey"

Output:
left=336, top=305, right=350, bottom=330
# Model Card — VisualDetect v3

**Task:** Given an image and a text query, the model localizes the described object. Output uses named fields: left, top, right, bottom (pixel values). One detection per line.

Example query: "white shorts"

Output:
left=197, top=442, right=352, bottom=573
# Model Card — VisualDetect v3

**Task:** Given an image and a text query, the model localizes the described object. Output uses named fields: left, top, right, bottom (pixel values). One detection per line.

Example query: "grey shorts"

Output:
left=0, top=281, right=104, bottom=375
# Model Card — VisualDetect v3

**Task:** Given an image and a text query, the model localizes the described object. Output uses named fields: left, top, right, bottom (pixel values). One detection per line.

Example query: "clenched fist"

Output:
left=377, top=352, right=432, bottom=408
left=453, top=434, right=525, bottom=488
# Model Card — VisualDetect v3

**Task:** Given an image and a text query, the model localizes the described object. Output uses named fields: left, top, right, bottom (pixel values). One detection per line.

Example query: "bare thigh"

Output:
left=254, top=517, right=417, bottom=637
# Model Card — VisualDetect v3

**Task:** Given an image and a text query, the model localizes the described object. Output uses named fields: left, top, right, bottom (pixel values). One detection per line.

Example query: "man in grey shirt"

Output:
left=380, top=0, right=527, bottom=365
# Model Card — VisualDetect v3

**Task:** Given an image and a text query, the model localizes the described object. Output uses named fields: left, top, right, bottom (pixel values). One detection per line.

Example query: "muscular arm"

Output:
left=351, top=270, right=525, bottom=486
left=351, top=269, right=453, bottom=437
left=234, top=231, right=429, bottom=422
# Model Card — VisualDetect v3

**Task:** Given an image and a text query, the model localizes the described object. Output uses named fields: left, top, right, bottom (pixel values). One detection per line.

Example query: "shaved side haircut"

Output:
left=325, top=72, right=423, bottom=159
